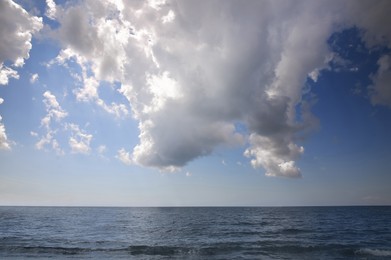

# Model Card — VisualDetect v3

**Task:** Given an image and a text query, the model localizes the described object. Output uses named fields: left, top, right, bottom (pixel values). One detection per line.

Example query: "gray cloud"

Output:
left=369, top=55, right=391, bottom=107
left=49, top=0, right=391, bottom=177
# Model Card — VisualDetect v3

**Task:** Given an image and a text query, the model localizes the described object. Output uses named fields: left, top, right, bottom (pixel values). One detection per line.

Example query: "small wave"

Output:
left=231, top=221, right=269, bottom=227
left=127, top=245, right=192, bottom=256
left=280, top=228, right=311, bottom=234
left=9, top=246, right=89, bottom=255
left=356, top=248, right=391, bottom=257
left=3, top=245, right=195, bottom=257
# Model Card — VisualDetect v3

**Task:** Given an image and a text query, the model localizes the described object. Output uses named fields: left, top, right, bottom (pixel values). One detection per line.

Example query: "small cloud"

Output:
left=162, top=10, right=175, bottom=24
left=0, top=65, right=19, bottom=85
left=222, top=159, right=227, bottom=166
left=45, top=0, right=57, bottom=20
left=97, top=145, right=106, bottom=154
left=67, top=123, right=92, bottom=154
left=186, top=171, right=192, bottom=177
left=30, top=131, right=38, bottom=137
left=116, top=148, right=133, bottom=165
left=308, top=69, right=320, bottom=82
left=30, top=73, right=39, bottom=84
left=0, top=115, right=11, bottom=150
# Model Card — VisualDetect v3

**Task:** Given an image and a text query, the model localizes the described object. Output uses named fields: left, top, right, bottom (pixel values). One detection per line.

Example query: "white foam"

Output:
left=357, top=248, right=391, bottom=257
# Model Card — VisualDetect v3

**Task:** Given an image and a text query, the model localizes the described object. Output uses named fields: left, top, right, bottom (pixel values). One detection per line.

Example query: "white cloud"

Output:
left=30, top=73, right=39, bottom=84
left=0, top=115, right=11, bottom=150
left=48, top=0, right=391, bottom=177
left=35, top=130, right=61, bottom=154
left=41, top=91, right=68, bottom=128
left=35, top=91, right=67, bottom=154
left=244, top=134, right=304, bottom=178
left=116, top=148, right=132, bottom=165
left=162, top=10, right=175, bottom=24
left=0, top=0, right=41, bottom=151
left=35, top=93, right=94, bottom=155
left=0, top=0, right=42, bottom=85
left=45, top=0, right=57, bottom=20
left=0, top=64, right=18, bottom=85
left=53, top=49, right=129, bottom=119
left=0, top=98, right=11, bottom=150
left=67, top=123, right=92, bottom=154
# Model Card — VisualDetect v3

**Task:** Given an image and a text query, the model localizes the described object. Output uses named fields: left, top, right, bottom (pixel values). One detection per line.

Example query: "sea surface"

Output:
left=0, top=206, right=390, bottom=259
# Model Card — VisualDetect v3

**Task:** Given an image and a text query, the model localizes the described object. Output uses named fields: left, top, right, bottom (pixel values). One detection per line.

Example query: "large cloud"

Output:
left=0, top=0, right=42, bottom=83
left=49, top=0, right=391, bottom=177
left=0, top=0, right=42, bottom=149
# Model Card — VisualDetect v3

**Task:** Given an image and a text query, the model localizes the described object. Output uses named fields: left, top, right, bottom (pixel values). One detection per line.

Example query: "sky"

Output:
left=0, top=0, right=391, bottom=206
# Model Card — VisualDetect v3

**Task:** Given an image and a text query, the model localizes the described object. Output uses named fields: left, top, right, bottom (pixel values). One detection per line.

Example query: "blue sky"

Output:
left=0, top=0, right=390, bottom=206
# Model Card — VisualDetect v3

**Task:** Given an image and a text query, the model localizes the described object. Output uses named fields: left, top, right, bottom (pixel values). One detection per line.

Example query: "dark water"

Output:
left=0, top=206, right=390, bottom=259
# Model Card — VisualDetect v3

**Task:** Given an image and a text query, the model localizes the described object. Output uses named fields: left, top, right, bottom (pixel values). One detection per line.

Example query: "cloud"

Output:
left=0, top=64, right=18, bottom=85
left=369, top=55, right=391, bottom=107
left=116, top=148, right=132, bottom=165
left=48, top=0, right=391, bottom=177
left=345, top=0, right=391, bottom=49
left=67, top=123, right=93, bottom=154
left=0, top=98, right=11, bottom=150
left=97, top=145, right=106, bottom=154
left=35, top=92, right=94, bottom=155
left=30, top=73, right=39, bottom=84
left=0, top=0, right=42, bottom=151
left=0, top=115, right=11, bottom=150
left=45, top=0, right=57, bottom=20
left=35, top=91, right=67, bottom=154
left=41, top=91, right=68, bottom=129
left=0, top=0, right=42, bottom=85
left=53, top=49, right=129, bottom=119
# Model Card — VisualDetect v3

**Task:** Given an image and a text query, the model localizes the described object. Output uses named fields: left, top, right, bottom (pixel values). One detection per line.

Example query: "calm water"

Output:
left=0, top=206, right=390, bottom=259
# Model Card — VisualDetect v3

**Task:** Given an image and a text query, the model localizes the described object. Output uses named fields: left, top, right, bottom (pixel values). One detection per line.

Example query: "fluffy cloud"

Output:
left=45, top=0, right=57, bottom=20
left=0, top=115, right=10, bottom=150
left=41, top=91, right=68, bottom=129
left=67, top=123, right=93, bottom=154
left=0, top=0, right=42, bottom=150
left=36, top=91, right=67, bottom=154
left=0, top=0, right=42, bottom=84
left=30, top=73, right=39, bottom=84
left=0, top=64, right=18, bottom=85
left=0, top=98, right=10, bottom=150
left=116, top=148, right=132, bottom=165
left=35, top=91, right=94, bottom=155
left=48, top=0, right=391, bottom=177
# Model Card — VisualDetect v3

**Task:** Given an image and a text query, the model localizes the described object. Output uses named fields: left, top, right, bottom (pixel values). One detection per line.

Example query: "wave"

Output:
left=356, top=248, right=391, bottom=257
left=127, top=245, right=193, bottom=256
left=3, top=246, right=90, bottom=255
left=1, top=245, right=196, bottom=257
left=280, top=228, right=312, bottom=234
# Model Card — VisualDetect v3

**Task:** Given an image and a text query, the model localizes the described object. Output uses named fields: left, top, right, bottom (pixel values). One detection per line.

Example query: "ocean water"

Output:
left=0, top=206, right=390, bottom=259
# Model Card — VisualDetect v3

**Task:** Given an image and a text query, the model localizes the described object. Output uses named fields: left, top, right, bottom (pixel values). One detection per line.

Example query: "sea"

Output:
left=0, top=206, right=390, bottom=259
